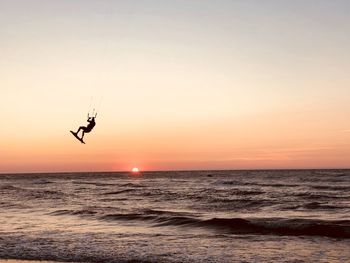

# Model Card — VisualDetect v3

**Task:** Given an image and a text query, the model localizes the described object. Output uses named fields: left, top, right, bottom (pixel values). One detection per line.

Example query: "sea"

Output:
left=0, top=170, right=349, bottom=263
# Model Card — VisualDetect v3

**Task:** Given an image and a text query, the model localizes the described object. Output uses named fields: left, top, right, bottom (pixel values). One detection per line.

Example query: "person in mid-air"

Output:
left=73, top=115, right=96, bottom=141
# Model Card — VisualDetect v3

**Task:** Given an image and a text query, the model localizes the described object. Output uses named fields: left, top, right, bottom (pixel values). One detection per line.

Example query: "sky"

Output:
left=1, top=0, right=350, bottom=173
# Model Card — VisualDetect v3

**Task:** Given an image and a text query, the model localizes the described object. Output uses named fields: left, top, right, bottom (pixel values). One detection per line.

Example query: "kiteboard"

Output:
left=70, top=131, right=85, bottom=144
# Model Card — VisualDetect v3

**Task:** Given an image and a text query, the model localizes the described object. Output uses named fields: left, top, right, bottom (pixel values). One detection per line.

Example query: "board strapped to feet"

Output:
left=70, top=131, right=85, bottom=144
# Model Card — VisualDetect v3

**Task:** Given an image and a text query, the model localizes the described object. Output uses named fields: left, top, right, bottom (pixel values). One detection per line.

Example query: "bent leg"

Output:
left=76, top=127, right=87, bottom=139
left=76, top=126, right=85, bottom=134
left=81, top=128, right=92, bottom=140
left=81, top=131, right=86, bottom=140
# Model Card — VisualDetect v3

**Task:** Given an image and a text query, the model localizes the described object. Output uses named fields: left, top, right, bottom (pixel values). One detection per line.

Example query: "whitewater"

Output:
left=0, top=170, right=349, bottom=262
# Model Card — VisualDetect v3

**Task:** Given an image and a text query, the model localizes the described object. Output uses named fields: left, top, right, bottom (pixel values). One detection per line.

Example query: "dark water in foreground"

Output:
left=0, top=170, right=349, bottom=262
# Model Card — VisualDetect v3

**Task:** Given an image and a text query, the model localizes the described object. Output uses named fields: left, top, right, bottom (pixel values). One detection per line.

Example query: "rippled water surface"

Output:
left=0, top=170, right=349, bottom=262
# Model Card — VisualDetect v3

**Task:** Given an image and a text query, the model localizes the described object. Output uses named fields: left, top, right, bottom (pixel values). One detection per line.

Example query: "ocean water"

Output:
left=0, top=170, right=349, bottom=263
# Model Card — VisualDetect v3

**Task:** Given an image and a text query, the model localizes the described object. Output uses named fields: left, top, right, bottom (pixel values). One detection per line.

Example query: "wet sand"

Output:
left=0, top=260, right=63, bottom=263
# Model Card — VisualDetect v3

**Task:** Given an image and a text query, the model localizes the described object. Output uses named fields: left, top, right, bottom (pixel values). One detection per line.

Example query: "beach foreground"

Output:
left=0, top=260, right=60, bottom=263
left=1, top=170, right=349, bottom=262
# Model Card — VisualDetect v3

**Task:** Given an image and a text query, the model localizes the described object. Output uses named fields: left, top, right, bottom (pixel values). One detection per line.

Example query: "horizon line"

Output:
left=1, top=167, right=349, bottom=175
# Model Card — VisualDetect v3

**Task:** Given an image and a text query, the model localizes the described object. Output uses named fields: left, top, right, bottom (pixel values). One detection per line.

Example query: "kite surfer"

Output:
left=70, top=114, right=96, bottom=144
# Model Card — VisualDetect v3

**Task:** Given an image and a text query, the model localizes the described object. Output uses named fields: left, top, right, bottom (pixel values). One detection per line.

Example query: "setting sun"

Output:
left=131, top=167, right=140, bottom=173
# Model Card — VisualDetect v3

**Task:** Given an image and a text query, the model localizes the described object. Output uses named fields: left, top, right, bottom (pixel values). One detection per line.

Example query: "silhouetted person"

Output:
left=73, top=116, right=96, bottom=141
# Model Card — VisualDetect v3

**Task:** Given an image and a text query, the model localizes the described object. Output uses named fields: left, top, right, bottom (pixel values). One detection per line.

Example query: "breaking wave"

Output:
left=100, top=213, right=350, bottom=239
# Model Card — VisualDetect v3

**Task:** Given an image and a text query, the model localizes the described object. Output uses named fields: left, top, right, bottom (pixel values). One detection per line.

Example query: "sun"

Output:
left=131, top=167, right=140, bottom=173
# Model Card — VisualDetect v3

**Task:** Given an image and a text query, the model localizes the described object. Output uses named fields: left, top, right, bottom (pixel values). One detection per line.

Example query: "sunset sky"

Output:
left=1, top=0, right=350, bottom=173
